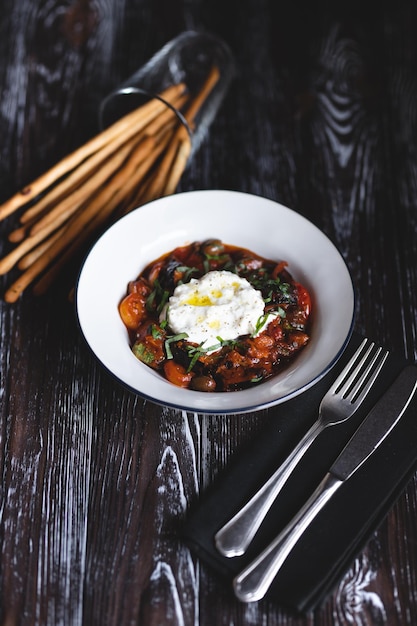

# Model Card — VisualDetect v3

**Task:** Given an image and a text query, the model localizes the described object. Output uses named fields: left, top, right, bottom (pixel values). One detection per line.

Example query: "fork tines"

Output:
left=333, top=338, right=389, bottom=404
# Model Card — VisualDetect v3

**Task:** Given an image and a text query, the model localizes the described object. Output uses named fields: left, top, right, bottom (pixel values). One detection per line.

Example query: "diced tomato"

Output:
left=295, top=282, right=311, bottom=318
left=215, top=349, right=271, bottom=388
left=128, top=277, right=151, bottom=296
left=247, top=334, right=275, bottom=360
left=163, top=360, right=194, bottom=388
left=284, top=281, right=311, bottom=330
left=288, top=331, right=310, bottom=349
left=119, top=292, right=147, bottom=330
left=265, top=317, right=284, bottom=342
left=272, top=260, right=288, bottom=278
left=171, top=244, right=204, bottom=270
left=237, top=256, right=264, bottom=271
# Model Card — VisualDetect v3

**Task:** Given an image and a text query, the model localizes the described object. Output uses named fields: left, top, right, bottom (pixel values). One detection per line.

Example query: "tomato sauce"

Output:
left=119, top=239, right=312, bottom=392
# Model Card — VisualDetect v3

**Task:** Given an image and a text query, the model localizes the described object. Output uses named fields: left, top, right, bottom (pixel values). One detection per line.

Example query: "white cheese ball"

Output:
left=162, top=270, right=270, bottom=351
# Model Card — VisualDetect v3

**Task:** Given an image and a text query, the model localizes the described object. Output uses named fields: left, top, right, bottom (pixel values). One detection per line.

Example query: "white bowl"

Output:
left=75, top=190, right=355, bottom=414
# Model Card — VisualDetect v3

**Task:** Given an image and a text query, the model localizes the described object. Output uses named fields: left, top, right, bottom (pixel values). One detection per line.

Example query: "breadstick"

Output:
left=18, top=226, right=67, bottom=269
left=0, top=82, right=186, bottom=221
left=184, top=65, right=220, bottom=125
left=29, top=137, right=142, bottom=235
left=0, top=217, right=62, bottom=274
left=163, top=133, right=192, bottom=196
left=5, top=127, right=175, bottom=301
left=19, top=89, right=188, bottom=226
left=2, top=68, right=222, bottom=301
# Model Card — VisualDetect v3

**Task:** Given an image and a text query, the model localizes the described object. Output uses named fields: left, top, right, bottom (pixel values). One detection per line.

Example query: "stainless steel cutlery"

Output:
left=233, top=364, right=417, bottom=602
left=215, top=338, right=388, bottom=558
left=212, top=337, right=417, bottom=603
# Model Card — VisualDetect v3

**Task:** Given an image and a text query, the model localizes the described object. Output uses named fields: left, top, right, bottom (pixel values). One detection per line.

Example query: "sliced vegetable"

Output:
left=163, top=360, right=194, bottom=387
left=119, top=292, right=147, bottom=330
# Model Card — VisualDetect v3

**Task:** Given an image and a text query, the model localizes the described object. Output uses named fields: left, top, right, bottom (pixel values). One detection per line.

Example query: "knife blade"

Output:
left=234, top=365, right=417, bottom=603
left=330, top=364, right=417, bottom=480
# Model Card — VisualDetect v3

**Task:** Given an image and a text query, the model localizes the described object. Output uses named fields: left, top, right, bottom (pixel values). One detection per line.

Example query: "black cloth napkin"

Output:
left=182, top=333, right=417, bottom=613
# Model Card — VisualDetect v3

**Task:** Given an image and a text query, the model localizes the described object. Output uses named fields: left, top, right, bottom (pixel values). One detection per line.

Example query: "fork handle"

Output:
left=233, top=472, right=341, bottom=603
left=215, top=419, right=324, bottom=557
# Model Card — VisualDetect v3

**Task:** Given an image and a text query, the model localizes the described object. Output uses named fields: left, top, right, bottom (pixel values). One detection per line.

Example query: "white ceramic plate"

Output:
left=75, top=190, right=355, bottom=414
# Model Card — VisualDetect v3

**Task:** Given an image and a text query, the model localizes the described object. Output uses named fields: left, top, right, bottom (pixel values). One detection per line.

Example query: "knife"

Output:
left=233, top=365, right=417, bottom=603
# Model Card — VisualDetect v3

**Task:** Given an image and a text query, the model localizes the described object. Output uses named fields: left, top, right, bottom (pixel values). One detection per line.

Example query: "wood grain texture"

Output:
left=1, top=1, right=417, bottom=625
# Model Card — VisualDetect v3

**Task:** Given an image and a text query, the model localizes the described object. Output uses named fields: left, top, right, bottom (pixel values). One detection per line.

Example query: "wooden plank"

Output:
left=0, top=1, right=416, bottom=625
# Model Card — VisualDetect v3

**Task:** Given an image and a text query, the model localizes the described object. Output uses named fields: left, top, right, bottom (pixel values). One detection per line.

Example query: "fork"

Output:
left=215, top=338, right=389, bottom=558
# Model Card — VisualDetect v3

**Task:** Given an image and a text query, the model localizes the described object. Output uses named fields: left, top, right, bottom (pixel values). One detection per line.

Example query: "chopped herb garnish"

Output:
left=252, top=313, right=269, bottom=336
left=151, top=324, right=163, bottom=339
left=145, top=289, right=156, bottom=312
left=186, top=341, right=220, bottom=371
left=165, top=333, right=188, bottom=359
left=146, top=278, right=170, bottom=315
left=250, top=375, right=264, bottom=383
left=132, top=343, right=155, bottom=365
left=204, top=253, right=230, bottom=263
left=216, top=336, right=242, bottom=349
left=175, top=265, right=199, bottom=283
left=158, top=290, right=169, bottom=314
left=185, top=336, right=241, bottom=372
left=222, top=260, right=237, bottom=273
left=186, top=344, right=205, bottom=371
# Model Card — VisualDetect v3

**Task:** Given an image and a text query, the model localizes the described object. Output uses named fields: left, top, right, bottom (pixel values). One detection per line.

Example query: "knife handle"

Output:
left=233, top=472, right=341, bottom=603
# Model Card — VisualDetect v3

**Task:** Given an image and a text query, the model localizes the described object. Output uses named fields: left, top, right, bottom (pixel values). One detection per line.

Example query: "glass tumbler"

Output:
left=99, top=30, right=235, bottom=154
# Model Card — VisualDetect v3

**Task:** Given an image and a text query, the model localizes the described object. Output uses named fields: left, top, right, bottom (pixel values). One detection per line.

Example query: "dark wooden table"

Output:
left=1, top=2, right=417, bottom=624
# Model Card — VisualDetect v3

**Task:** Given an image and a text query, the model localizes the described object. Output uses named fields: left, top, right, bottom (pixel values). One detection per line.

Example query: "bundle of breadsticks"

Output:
left=0, top=66, right=219, bottom=303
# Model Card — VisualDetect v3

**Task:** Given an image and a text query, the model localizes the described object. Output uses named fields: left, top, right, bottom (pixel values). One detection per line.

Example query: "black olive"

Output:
left=202, top=239, right=225, bottom=257
left=190, top=375, right=217, bottom=392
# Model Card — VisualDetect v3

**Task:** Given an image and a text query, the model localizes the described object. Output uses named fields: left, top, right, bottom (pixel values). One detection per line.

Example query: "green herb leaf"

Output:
left=252, top=314, right=269, bottom=336
left=185, top=339, right=224, bottom=371
left=175, top=265, right=199, bottom=283
left=132, top=343, right=155, bottom=365
left=165, top=333, right=188, bottom=359
left=250, top=375, right=264, bottom=383
left=151, top=324, right=162, bottom=339
left=146, top=278, right=170, bottom=315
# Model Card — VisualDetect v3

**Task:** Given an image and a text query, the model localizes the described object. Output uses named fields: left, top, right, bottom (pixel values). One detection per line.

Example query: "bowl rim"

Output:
left=75, top=189, right=355, bottom=414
